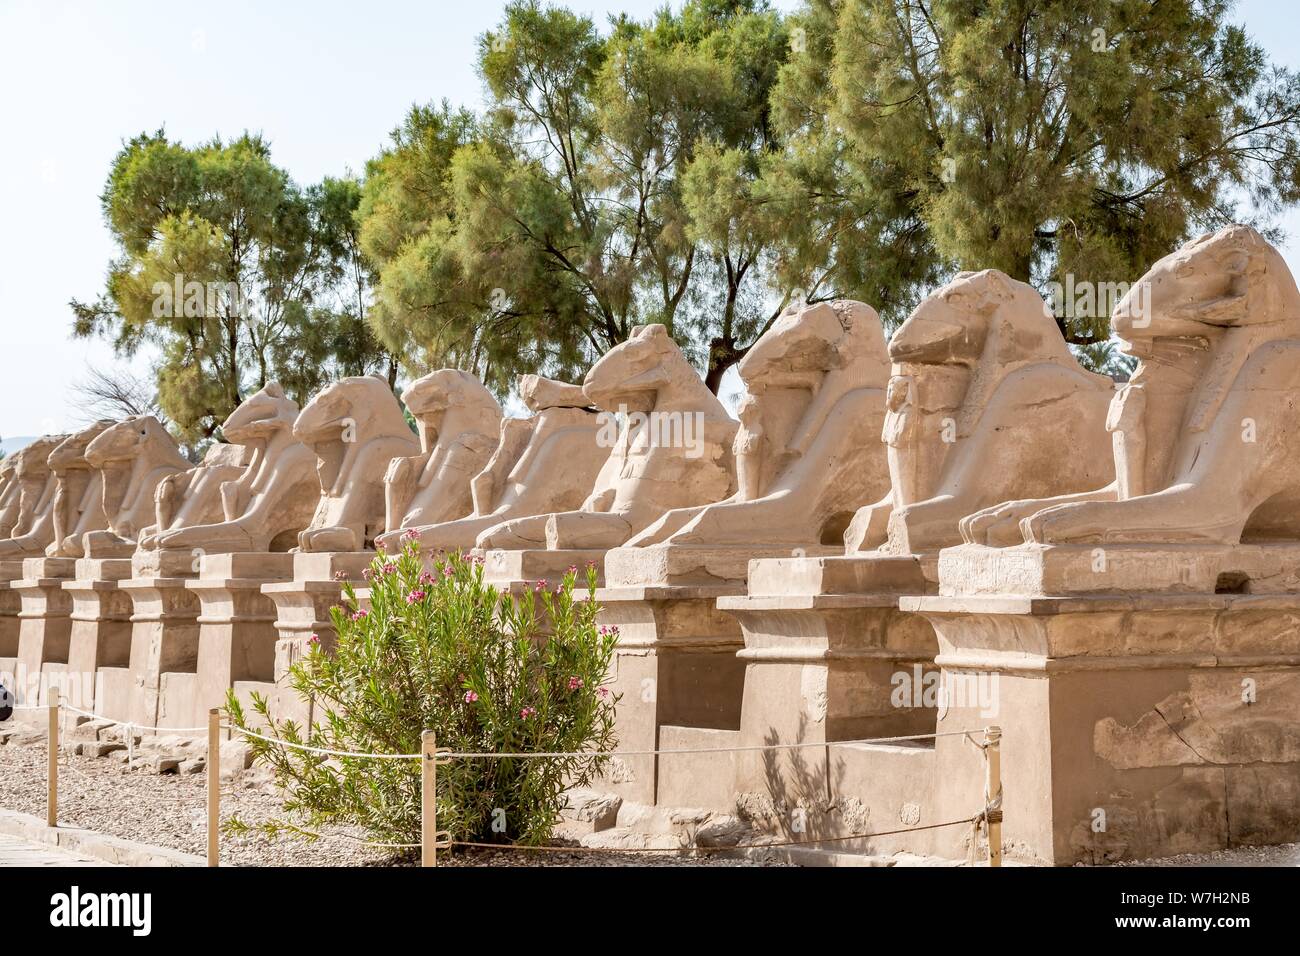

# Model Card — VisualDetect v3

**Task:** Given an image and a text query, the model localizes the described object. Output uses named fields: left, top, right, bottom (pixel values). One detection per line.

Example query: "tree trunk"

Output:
left=704, top=336, right=744, bottom=395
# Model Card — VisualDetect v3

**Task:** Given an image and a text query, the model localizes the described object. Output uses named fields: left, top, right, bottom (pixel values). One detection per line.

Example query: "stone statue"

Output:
left=154, top=383, right=319, bottom=554
left=0, top=455, right=19, bottom=538
left=0, top=435, right=65, bottom=557
left=839, top=269, right=1115, bottom=554
left=627, top=300, right=890, bottom=549
left=80, top=416, right=190, bottom=557
left=476, top=324, right=738, bottom=551
left=45, top=421, right=114, bottom=558
left=960, top=226, right=1300, bottom=548
left=292, top=375, right=421, bottom=552
left=377, top=374, right=606, bottom=553
left=137, top=442, right=249, bottom=550
left=381, top=369, right=501, bottom=536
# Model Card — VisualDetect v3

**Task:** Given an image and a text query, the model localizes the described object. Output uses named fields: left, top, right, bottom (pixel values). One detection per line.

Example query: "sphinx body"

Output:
left=832, top=269, right=1115, bottom=555
left=0, top=435, right=66, bottom=558
left=0, top=455, right=20, bottom=538
left=379, top=375, right=606, bottom=552
left=155, top=383, right=319, bottom=554
left=80, top=417, right=191, bottom=558
left=477, top=324, right=738, bottom=551
left=629, top=300, right=891, bottom=549
left=293, top=375, right=420, bottom=552
left=44, top=421, right=115, bottom=558
left=380, top=369, right=501, bottom=538
left=136, top=442, right=249, bottom=550
left=961, top=226, right=1300, bottom=548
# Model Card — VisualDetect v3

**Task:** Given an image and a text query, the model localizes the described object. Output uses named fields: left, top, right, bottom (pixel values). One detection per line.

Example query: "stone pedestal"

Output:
left=13, top=557, right=77, bottom=706
left=706, top=553, right=942, bottom=841
left=595, top=581, right=746, bottom=805
left=481, top=548, right=606, bottom=594
left=117, top=548, right=205, bottom=731
left=593, top=544, right=803, bottom=805
left=63, top=558, right=134, bottom=719
left=0, top=558, right=24, bottom=684
left=186, top=552, right=295, bottom=728
left=263, top=551, right=375, bottom=717
left=905, top=543, right=1300, bottom=865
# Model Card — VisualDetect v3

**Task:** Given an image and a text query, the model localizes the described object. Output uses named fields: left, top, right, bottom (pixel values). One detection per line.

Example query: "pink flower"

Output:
left=382, top=562, right=397, bottom=575
left=307, top=634, right=320, bottom=647
left=520, top=706, right=536, bottom=719
left=401, top=528, right=421, bottom=543
left=350, top=609, right=368, bottom=622
left=362, top=567, right=374, bottom=581
left=566, top=565, right=578, bottom=575
left=441, top=564, right=454, bottom=578
left=597, top=687, right=610, bottom=700
left=567, top=676, right=583, bottom=691
left=333, top=570, right=349, bottom=581
left=585, top=560, right=597, bottom=569
left=405, top=588, right=426, bottom=604
left=534, top=579, right=548, bottom=592
left=464, top=690, right=479, bottom=704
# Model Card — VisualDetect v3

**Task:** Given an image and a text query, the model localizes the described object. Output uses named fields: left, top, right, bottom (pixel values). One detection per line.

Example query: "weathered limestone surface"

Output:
left=380, top=369, right=501, bottom=536
left=80, top=416, right=189, bottom=559
left=387, top=375, right=605, bottom=553
left=477, top=324, right=737, bottom=552
left=0, top=436, right=65, bottom=558
left=715, top=271, right=1115, bottom=840
left=0, top=455, right=20, bottom=538
left=152, top=383, right=318, bottom=555
left=44, top=421, right=113, bottom=558
left=137, top=442, right=247, bottom=550
left=611, top=300, right=893, bottom=584
left=292, top=375, right=420, bottom=553
left=913, top=226, right=1300, bottom=863
left=597, top=301, right=893, bottom=803
left=129, top=384, right=315, bottom=730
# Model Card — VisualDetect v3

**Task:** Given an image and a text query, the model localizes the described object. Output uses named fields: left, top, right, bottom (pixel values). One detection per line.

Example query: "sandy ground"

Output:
left=0, top=719, right=780, bottom=867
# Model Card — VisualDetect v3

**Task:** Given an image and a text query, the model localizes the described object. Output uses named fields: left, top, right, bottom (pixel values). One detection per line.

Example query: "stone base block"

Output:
left=908, top=590, right=1300, bottom=864
left=184, top=552, right=295, bottom=728
left=604, top=544, right=841, bottom=588
left=263, top=551, right=375, bottom=679
left=120, top=576, right=201, bottom=732
left=595, top=583, right=746, bottom=804
left=13, top=558, right=78, bottom=705
left=482, top=549, right=606, bottom=589
left=939, top=542, right=1300, bottom=597
left=65, top=571, right=134, bottom=715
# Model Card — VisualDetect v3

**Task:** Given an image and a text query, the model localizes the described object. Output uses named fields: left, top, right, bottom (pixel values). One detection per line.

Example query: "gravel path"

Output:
left=0, top=719, right=779, bottom=867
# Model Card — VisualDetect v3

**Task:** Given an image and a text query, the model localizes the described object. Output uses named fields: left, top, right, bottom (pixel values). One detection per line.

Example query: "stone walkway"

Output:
left=0, top=833, right=114, bottom=867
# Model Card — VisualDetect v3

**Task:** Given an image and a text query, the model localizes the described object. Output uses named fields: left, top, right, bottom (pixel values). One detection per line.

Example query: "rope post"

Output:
left=985, top=725, right=1003, bottom=868
left=46, top=697, right=59, bottom=827
left=421, top=729, right=437, bottom=867
left=207, top=708, right=220, bottom=867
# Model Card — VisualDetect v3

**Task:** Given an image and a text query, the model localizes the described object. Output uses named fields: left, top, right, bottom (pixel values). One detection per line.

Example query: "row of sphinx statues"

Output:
left=0, top=223, right=1293, bottom=577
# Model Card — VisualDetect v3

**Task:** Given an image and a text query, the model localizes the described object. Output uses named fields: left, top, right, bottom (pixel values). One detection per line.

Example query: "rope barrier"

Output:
left=13, top=699, right=1006, bottom=867
left=60, top=704, right=208, bottom=735
left=219, top=725, right=976, bottom=761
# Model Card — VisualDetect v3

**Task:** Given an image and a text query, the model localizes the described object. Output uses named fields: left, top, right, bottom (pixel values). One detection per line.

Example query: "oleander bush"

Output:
left=226, top=536, right=619, bottom=850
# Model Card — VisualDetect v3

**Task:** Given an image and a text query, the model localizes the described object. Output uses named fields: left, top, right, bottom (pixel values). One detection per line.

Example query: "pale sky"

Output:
left=0, top=0, right=1295, bottom=443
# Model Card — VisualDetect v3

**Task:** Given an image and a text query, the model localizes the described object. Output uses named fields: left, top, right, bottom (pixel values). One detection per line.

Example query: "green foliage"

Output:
left=359, top=0, right=797, bottom=393
left=72, top=132, right=395, bottom=443
left=777, top=0, right=1300, bottom=345
left=225, top=541, right=620, bottom=850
